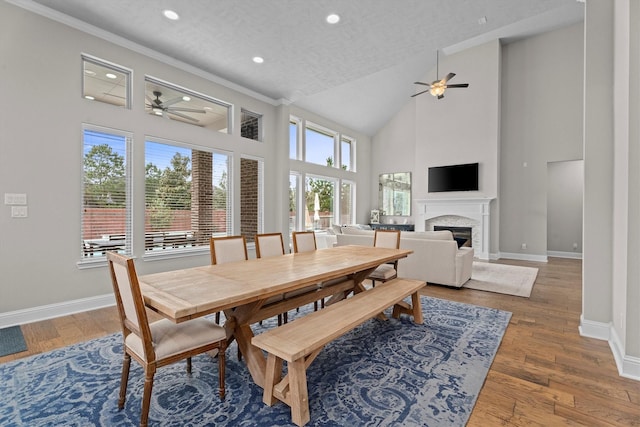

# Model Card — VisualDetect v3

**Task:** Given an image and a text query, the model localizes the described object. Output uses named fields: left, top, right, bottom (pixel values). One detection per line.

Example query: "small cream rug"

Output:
left=463, top=262, right=538, bottom=298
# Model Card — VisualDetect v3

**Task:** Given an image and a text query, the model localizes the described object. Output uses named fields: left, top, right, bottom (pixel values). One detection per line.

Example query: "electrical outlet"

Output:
left=521, top=243, right=527, bottom=250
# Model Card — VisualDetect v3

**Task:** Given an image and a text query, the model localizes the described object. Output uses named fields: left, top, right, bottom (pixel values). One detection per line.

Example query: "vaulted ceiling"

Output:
left=22, top=0, right=584, bottom=136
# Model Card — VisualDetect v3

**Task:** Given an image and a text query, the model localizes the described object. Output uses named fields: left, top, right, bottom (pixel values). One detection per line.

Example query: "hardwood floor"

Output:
left=2, top=257, right=639, bottom=425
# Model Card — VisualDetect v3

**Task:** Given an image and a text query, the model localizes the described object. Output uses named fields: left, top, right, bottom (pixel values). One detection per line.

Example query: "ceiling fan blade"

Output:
left=413, top=81, right=430, bottom=86
left=167, top=110, right=200, bottom=122
left=441, top=72, right=456, bottom=83
left=167, top=107, right=207, bottom=113
left=411, top=88, right=431, bottom=98
left=445, top=83, right=469, bottom=88
left=162, top=96, right=184, bottom=107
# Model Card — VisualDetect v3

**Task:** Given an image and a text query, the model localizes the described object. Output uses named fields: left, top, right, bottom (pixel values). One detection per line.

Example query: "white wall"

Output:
left=373, top=40, right=500, bottom=246
left=610, top=0, right=640, bottom=368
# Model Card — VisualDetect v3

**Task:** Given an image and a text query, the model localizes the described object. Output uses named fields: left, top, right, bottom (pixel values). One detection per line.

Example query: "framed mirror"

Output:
left=379, top=172, right=411, bottom=216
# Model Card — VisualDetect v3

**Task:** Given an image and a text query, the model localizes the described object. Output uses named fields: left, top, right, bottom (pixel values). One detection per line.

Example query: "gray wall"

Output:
left=547, top=160, right=583, bottom=254
left=500, top=23, right=584, bottom=258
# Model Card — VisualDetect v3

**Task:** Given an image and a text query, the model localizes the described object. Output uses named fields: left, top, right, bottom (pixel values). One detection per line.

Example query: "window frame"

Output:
left=81, top=54, right=132, bottom=109
left=144, top=76, right=233, bottom=133
left=143, top=136, right=234, bottom=260
left=78, top=124, right=132, bottom=268
left=240, top=108, right=263, bottom=142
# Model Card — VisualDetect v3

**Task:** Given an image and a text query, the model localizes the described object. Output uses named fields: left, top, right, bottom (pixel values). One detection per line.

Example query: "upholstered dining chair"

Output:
left=210, top=235, right=248, bottom=265
left=255, top=232, right=286, bottom=259
left=210, top=235, right=248, bottom=324
left=255, top=232, right=288, bottom=324
left=107, top=252, right=226, bottom=427
left=368, top=229, right=401, bottom=287
left=291, top=231, right=323, bottom=311
left=291, top=231, right=317, bottom=253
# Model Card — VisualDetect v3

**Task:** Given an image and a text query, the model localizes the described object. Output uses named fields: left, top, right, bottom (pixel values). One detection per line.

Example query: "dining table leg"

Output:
left=223, top=301, right=268, bottom=387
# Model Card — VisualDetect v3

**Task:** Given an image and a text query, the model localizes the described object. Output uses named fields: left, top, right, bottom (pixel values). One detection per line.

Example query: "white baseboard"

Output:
left=547, top=250, right=583, bottom=259
left=579, top=315, right=610, bottom=340
left=580, top=316, right=640, bottom=381
left=0, top=294, right=115, bottom=329
left=498, top=252, right=549, bottom=263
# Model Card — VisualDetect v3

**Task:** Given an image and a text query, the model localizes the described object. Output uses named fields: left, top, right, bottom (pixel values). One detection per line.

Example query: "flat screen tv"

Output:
left=428, top=163, right=479, bottom=192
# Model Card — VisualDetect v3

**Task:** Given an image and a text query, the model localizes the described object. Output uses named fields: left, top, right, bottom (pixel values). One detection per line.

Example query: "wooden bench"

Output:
left=251, top=278, right=425, bottom=426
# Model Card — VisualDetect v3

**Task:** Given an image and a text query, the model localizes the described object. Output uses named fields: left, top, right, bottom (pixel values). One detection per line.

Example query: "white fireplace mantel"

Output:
left=415, top=197, right=495, bottom=260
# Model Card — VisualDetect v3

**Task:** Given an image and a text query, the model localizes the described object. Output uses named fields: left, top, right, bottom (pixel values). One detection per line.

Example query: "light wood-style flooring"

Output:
left=2, top=257, right=639, bottom=425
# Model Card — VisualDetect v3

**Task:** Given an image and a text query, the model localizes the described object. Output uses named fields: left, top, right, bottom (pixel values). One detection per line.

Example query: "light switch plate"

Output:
left=4, top=193, right=27, bottom=205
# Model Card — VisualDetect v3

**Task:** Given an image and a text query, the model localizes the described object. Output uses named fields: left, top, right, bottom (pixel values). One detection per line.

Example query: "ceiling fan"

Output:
left=146, top=91, right=206, bottom=122
left=411, top=51, right=469, bottom=99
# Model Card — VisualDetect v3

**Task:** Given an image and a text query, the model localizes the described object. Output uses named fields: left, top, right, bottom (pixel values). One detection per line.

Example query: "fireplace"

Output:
left=434, top=225, right=472, bottom=248
left=415, top=197, right=494, bottom=259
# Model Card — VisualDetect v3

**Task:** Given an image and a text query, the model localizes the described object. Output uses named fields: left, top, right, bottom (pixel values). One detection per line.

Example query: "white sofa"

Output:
left=335, top=229, right=474, bottom=287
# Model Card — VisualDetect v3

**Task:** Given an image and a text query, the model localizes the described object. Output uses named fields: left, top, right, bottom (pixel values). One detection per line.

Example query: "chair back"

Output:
left=210, top=235, right=248, bottom=265
left=373, top=230, right=401, bottom=249
left=107, top=252, right=155, bottom=362
left=255, top=233, right=285, bottom=258
left=292, top=231, right=317, bottom=253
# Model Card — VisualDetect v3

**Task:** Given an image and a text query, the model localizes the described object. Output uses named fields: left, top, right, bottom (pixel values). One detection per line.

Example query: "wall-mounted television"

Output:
left=428, top=162, right=479, bottom=192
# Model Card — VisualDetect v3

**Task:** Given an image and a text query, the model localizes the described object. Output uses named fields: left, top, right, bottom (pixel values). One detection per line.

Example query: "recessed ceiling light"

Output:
left=253, top=56, right=264, bottom=64
left=84, top=70, right=96, bottom=76
left=105, top=73, right=117, bottom=79
left=84, top=95, right=95, bottom=100
left=163, top=9, right=179, bottom=20
left=326, top=14, right=340, bottom=24
left=182, top=96, right=191, bottom=102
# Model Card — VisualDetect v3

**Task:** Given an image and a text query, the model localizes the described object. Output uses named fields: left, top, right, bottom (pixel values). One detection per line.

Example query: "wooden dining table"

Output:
left=138, top=245, right=413, bottom=388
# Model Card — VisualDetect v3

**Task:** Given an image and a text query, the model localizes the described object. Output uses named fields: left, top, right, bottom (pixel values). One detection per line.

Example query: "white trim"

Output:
left=609, top=323, right=640, bottom=381
left=0, top=294, right=115, bottom=329
left=547, top=250, right=583, bottom=259
left=579, top=315, right=610, bottom=340
left=415, top=197, right=494, bottom=260
left=499, top=252, right=549, bottom=263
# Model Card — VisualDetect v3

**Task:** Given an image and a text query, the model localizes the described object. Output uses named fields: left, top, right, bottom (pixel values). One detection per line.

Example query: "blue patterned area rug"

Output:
left=0, top=296, right=510, bottom=426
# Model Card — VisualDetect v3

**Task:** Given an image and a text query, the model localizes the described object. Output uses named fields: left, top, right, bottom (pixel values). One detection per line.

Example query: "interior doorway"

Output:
left=547, top=159, right=584, bottom=258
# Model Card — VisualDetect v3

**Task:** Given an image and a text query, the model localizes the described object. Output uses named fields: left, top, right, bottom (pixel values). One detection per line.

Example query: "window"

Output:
left=340, top=180, right=355, bottom=225
left=305, top=175, right=336, bottom=231
left=289, top=173, right=300, bottom=234
left=81, top=125, right=131, bottom=261
left=289, top=118, right=300, bottom=160
left=305, top=125, right=336, bottom=167
left=144, top=138, right=232, bottom=255
left=341, top=136, right=354, bottom=171
left=82, top=54, right=131, bottom=108
left=241, top=109, right=262, bottom=141
left=289, top=116, right=357, bottom=231
left=145, top=77, right=231, bottom=132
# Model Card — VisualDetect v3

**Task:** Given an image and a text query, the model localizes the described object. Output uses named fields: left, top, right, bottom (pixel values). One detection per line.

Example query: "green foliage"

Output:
left=83, top=144, right=125, bottom=207
left=145, top=152, right=192, bottom=229
left=306, top=177, right=333, bottom=212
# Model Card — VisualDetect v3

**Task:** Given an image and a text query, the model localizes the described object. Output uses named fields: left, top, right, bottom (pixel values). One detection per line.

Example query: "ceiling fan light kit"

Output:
left=146, top=90, right=206, bottom=122
left=412, top=50, right=469, bottom=99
